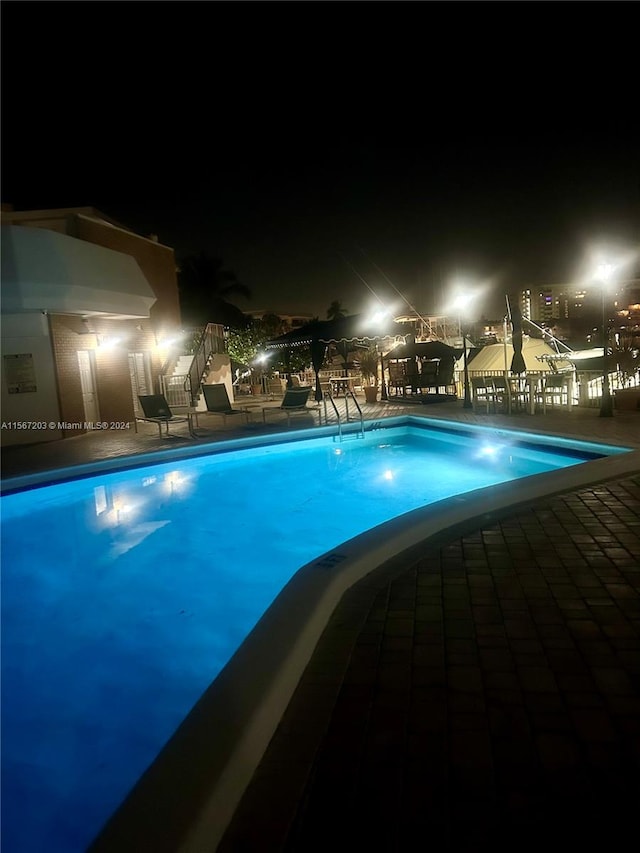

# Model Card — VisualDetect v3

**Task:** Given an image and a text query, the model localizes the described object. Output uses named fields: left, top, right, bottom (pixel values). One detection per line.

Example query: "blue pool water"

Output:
left=0, top=421, right=627, bottom=852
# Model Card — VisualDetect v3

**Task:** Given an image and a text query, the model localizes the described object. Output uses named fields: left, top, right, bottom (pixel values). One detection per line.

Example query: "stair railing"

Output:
left=186, top=323, right=227, bottom=405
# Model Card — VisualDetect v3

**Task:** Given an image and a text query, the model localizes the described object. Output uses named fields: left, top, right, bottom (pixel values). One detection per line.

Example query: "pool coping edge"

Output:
left=89, top=447, right=640, bottom=852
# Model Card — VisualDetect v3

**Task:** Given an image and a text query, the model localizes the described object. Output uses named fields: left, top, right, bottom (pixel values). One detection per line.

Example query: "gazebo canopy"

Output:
left=386, top=340, right=459, bottom=361
left=264, top=313, right=413, bottom=401
left=264, top=313, right=412, bottom=350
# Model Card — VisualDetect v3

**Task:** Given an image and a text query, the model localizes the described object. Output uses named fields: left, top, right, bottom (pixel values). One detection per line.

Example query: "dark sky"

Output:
left=2, top=0, right=639, bottom=321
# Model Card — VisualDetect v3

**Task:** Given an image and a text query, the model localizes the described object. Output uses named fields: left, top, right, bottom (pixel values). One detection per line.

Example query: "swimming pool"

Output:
left=0, top=417, right=632, bottom=852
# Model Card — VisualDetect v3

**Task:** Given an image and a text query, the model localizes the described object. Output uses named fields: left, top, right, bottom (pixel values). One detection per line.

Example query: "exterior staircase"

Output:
left=160, top=355, right=193, bottom=409
left=160, top=323, right=233, bottom=411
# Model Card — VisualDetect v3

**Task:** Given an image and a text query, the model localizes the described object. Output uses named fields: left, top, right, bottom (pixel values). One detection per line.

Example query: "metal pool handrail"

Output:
left=322, top=391, right=342, bottom=441
left=344, top=390, right=364, bottom=439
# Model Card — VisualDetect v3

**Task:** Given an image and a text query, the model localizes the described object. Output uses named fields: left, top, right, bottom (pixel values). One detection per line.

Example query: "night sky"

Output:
left=2, top=1, right=639, bottom=321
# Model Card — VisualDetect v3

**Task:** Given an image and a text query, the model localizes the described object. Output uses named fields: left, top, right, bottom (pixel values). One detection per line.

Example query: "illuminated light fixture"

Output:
left=368, top=307, right=391, bottom=326
left=156, top=332, right=183, bottom=350
left=450, top=283, right=478, bottom=410
left=97, top=335, right=122, bottom=350
left=478, top=445, right=498, bottom=458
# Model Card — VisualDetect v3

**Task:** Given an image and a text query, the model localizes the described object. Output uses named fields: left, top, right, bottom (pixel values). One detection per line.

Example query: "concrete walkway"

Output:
left=2, top=401, right=640, bottom=851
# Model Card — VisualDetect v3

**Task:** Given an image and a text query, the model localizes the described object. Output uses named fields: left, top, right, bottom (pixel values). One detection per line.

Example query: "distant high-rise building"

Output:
left=521, top=280, right=639, bottom=326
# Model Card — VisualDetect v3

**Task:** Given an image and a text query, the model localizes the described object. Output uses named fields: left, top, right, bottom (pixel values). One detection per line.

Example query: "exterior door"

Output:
left=77, top=350, right=99, bottom=423
left=128, top=352, right=153, bottom=414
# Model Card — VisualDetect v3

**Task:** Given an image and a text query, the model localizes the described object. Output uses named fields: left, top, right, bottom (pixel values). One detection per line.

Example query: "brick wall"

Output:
left=49, top=315, right=86, bottom=434
left=50, top=315, right=162, bottom=436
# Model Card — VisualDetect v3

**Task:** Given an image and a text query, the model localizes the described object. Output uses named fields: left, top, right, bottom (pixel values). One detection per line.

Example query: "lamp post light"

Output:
left=368, top=307, right=391, bottom=402
left=452, top=292, right=473, bottom=409
left=462, top=327, right=472, bottom=409
left=378, top=343, right=388, bottom=401
left=595, top=262, right=615, bottom=418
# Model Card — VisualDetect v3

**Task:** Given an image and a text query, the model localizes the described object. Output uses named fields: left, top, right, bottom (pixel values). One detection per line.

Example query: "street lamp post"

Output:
left=452, top=291, right=474, bottom=410
left=378, top=344, right=388, bottom=401
left=461, top=323, right=472, bottom=409
left=596, top=263, right=615, bottom=418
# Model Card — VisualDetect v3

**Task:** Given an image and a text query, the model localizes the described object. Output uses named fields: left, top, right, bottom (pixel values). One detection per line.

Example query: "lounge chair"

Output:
left=135, top=394, right=190, bottom=437
left=261, top=386, right=316, bottom=427
left=200, top=384, right=250, bottom=426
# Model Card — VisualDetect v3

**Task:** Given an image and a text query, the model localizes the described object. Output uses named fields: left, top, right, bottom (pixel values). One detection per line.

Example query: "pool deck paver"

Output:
left=219, top=473, right=640, bottom=853
left=2, top=399, right=640, bottom=851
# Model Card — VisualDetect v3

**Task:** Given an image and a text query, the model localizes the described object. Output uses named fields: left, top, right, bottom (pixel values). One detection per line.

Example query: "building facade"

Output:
left=1, top=207, right=184, bottom=446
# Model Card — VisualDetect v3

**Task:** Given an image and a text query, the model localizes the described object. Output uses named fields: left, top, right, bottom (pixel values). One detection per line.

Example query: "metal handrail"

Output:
left=322, top=392, right=342, bottom=442
left=186, top=323, right=226, bottom=405
left=344, top=390, right=364, bottom=438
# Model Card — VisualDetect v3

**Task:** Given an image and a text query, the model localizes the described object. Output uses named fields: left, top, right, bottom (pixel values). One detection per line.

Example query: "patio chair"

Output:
left=266, top=378, right=286, bottom=399
left=543, top=373, right=570, bottom=412
left=135, top=394, right=190, bottom=438
left=201, top=384, right=250, bottom=426
left=261, top=386, right=316, bottom=427
left=470, top=377, right=495, bottom=413
left=508, top=376, right=531, bottom=412
left=314, top=379, right=332, bottom=399
left=491, top=375, right=511, bottom=413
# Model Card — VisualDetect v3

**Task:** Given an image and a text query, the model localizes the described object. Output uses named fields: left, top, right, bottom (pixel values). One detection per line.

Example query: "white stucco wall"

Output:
left=1, top=313, right=63, bottom=446
left=199, top=354, right=233, bottom=410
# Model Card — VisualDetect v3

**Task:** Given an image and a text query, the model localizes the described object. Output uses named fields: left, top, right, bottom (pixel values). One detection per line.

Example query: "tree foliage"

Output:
left=226, top=314, right=317, bottom=377
left=177, top=251, right=251, bottom=328
left=326, top=300, right=348, bottom=320
left=226, top=323, right=269, bottom=370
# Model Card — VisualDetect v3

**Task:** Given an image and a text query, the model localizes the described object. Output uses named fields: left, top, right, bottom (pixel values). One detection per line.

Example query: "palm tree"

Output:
left=178, top=252, right=252, bottom=328
left=326, top=300, right=348, bottom=321
left=326, top=300, right=353, bottom=371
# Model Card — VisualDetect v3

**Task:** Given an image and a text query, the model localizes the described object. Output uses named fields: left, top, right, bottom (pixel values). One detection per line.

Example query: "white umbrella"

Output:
left=467, top=338, right=570, bottom=373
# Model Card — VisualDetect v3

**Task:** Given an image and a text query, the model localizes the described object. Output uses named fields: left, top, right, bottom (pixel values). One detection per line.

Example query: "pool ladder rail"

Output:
left=322, top=390, right=365, bottom=441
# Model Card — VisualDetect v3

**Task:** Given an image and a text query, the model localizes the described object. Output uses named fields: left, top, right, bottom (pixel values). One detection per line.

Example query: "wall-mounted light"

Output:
left=97, top=335, right=122, bottom=350
left=155, top=330, right=183, bottom=350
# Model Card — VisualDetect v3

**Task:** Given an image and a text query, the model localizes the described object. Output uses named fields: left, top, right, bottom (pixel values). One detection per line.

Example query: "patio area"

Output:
left=2, top=395, right=639, bottom=481
left=3, top=398, right=640, bottom=852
